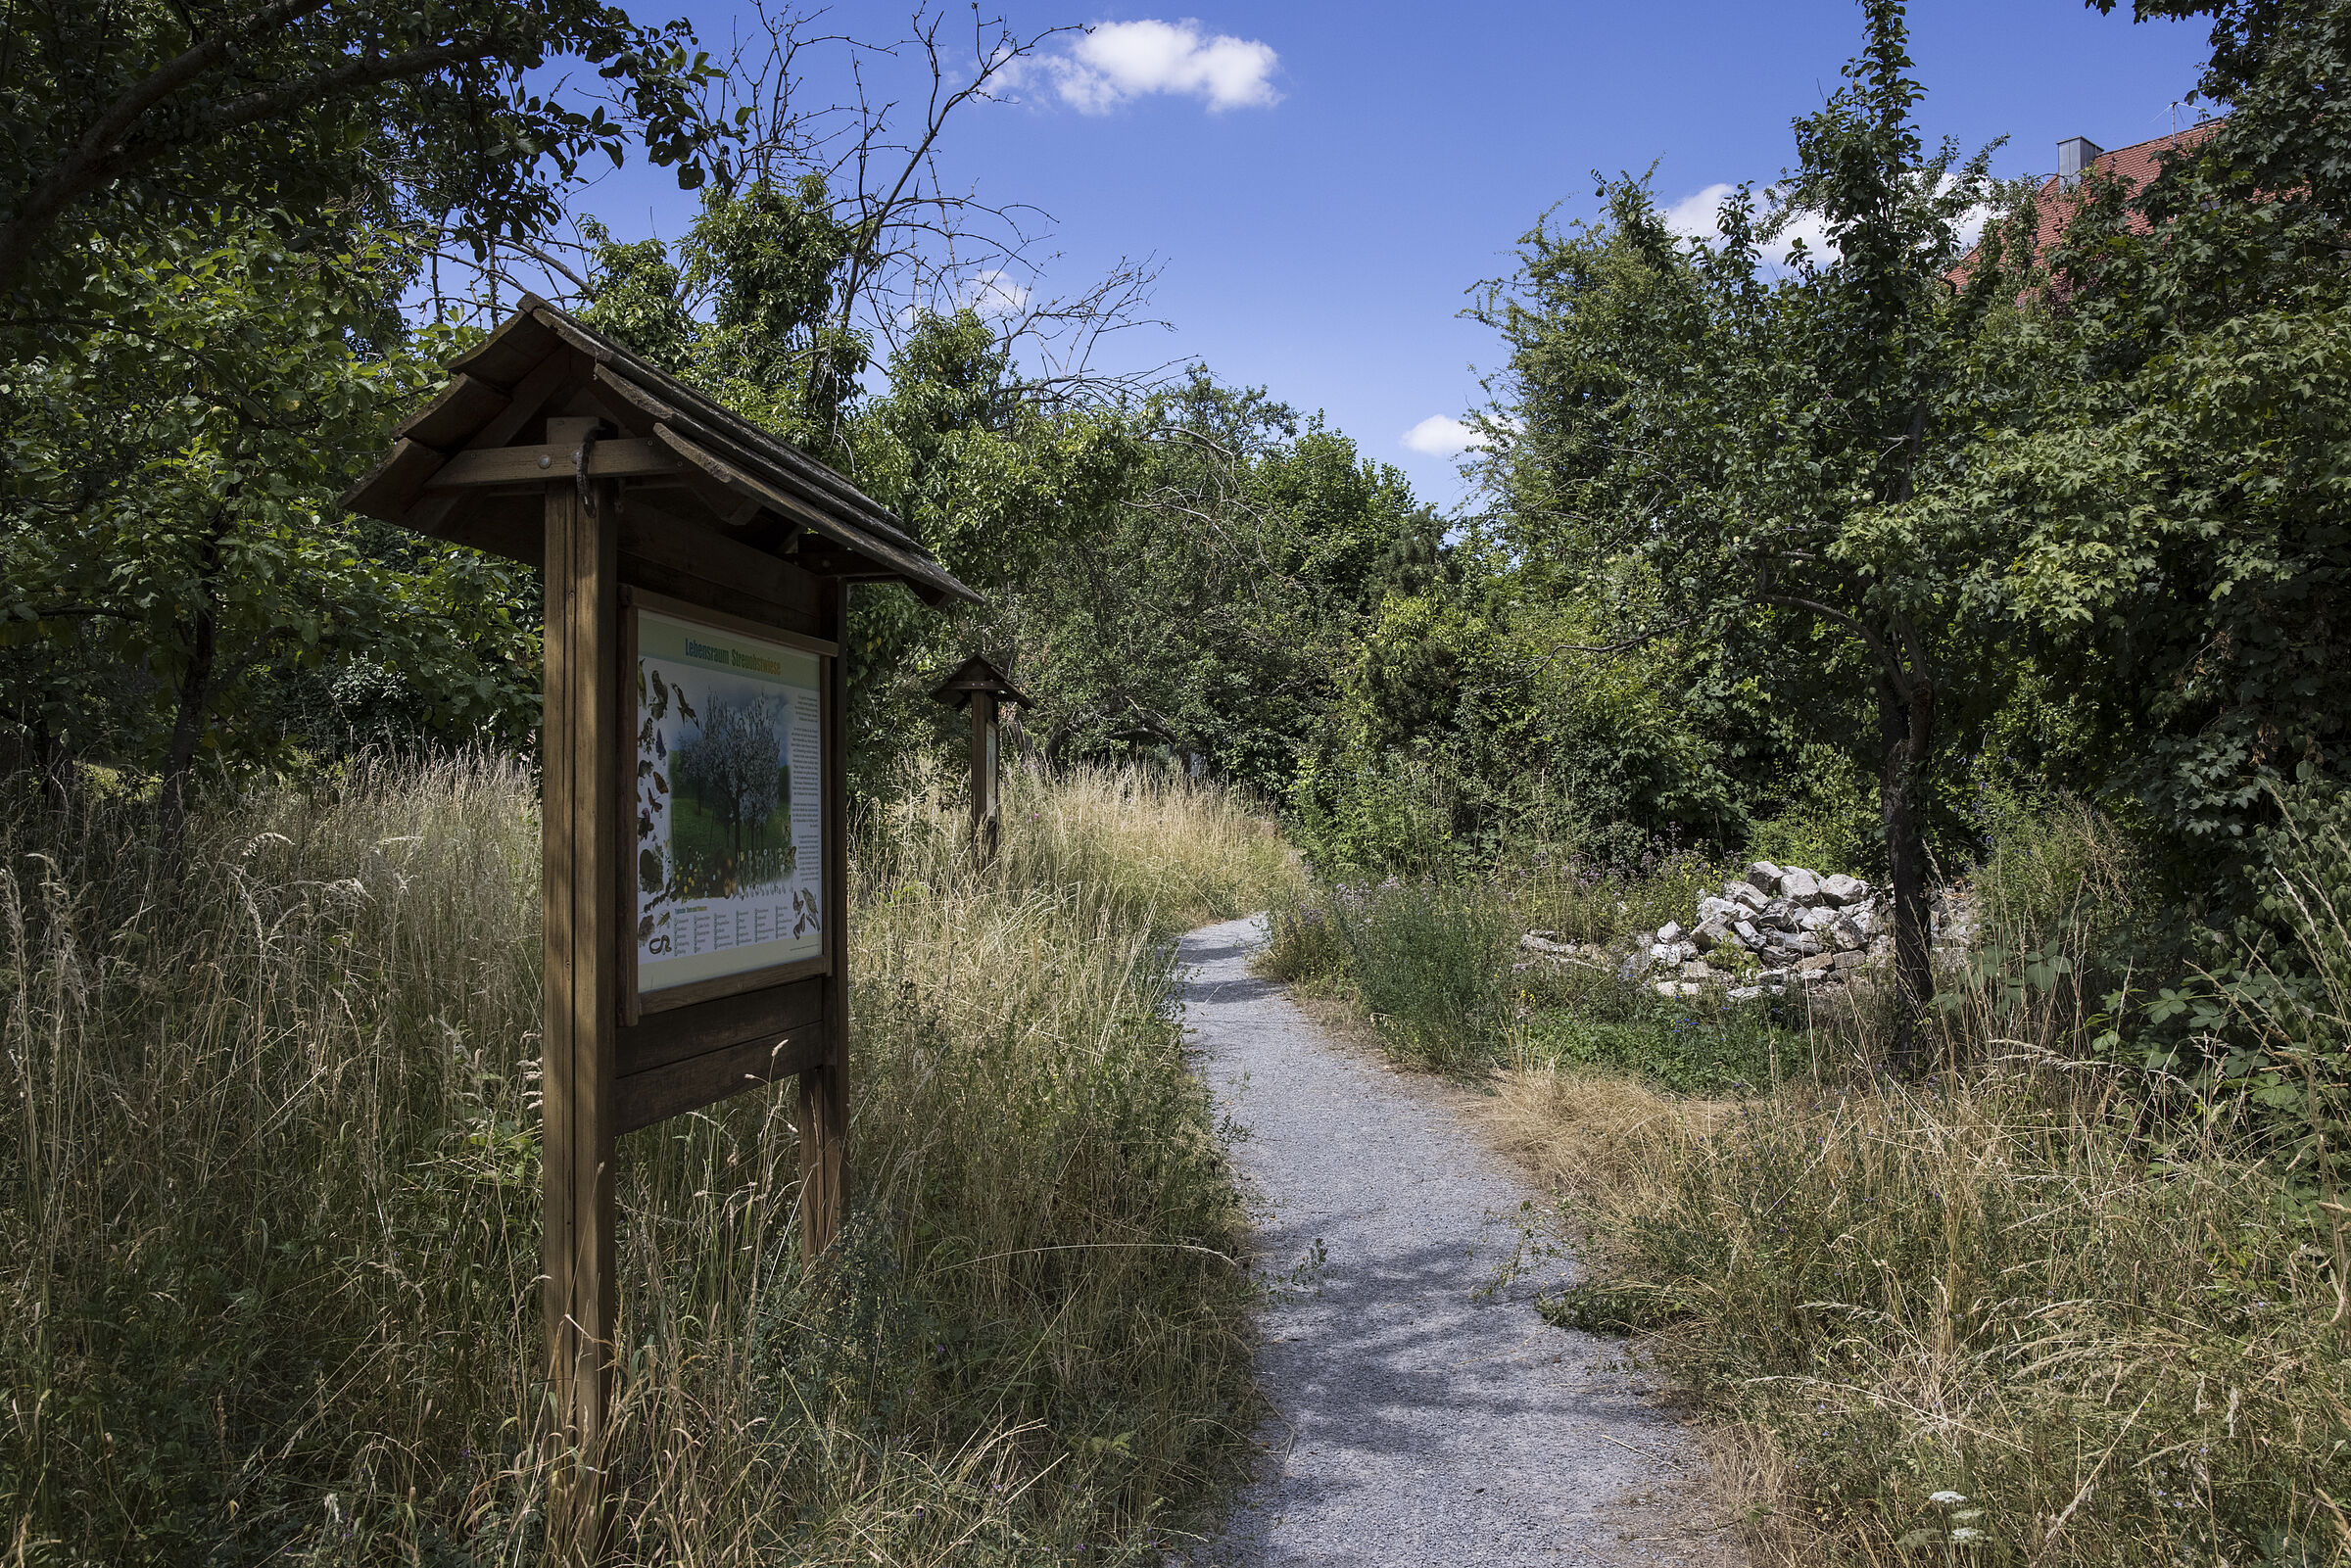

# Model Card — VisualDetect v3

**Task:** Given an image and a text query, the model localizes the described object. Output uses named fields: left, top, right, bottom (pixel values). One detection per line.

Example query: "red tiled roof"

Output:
left=1949, top=118, right=2227, bottom=284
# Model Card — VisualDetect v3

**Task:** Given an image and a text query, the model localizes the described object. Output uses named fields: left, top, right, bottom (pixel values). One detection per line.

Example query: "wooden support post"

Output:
left=800, top=579, right=849, bottom=1261
left=969, top=691, right=999, bottom=862
left=542, top=418, right=620, bottom=1564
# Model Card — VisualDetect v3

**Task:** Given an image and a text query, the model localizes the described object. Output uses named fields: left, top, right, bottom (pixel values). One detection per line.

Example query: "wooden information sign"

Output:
left=931, top=653, right=1030, bottom=862
left=342, top=297, right=978, bottom=1560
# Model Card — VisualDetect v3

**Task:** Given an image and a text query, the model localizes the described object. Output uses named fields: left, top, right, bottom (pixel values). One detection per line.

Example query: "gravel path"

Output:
left=1180, top=916, right=1739, bottom=1568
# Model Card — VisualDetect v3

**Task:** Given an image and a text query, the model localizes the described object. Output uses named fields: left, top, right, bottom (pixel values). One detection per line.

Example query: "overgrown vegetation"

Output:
left=1276, top=790, right=2351, bottom=1565
left=1262, top=6, right=2351, bottom=1544
left=14, top=0, right=2351, bottom=1560
left=0, top=756, right=1295, bottom=1564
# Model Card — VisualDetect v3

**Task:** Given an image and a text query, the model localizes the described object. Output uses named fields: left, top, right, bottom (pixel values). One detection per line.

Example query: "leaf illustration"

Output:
left=639, top=847, right=664, bottom=894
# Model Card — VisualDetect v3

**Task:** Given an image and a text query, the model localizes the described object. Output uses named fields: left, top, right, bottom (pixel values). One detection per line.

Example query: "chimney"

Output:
left=2058, top=136, right=2103, bottom=191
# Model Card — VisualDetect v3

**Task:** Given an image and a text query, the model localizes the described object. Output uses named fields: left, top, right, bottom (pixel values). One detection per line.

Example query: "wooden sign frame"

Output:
left=341, top=296, right=980, bottom=1564
left=620, top=589, right=838, bottom=1023
left=541, top=433, right=847, bottom=1550
left=932, top=653, right=1031, bottom=863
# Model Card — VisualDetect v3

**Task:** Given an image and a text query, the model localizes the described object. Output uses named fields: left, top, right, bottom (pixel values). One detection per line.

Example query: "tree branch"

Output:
left=0, top=0, right=338, bottom=283
left=1759, top=592, right=1911, bottom=695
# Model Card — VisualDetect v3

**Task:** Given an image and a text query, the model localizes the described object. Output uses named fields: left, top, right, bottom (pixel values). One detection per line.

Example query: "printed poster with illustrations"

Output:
left=634, top=609, right=824, bottom=994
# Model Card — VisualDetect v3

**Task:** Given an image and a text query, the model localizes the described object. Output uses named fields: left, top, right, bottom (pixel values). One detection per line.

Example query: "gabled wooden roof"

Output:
left=343, top=294, right=978, bottom=608
left=931, top=653, right=1030, bottom=710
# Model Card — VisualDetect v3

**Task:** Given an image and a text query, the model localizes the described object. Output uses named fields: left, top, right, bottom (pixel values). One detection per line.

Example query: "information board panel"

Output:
left=631, top=600, right=829, bottom=1007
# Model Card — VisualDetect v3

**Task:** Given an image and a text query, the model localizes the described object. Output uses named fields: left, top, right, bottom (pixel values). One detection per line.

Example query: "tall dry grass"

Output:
left=1510, top=1065, right=2350, bottom=1566
left=1475, top=801, right=2351, bottom=1566
left=1, top=753, right=1295, bottom=1565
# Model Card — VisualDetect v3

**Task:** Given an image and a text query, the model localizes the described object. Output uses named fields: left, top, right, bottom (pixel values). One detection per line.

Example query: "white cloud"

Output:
left=1028, top=20, right=1279, bottom=115
left=955, top=268, right=1030, bottom=319
left=1402, top=415, right=1487, bottom=457
left=1663, top=183, right=1740, bottom=242
left=1666, top=173, right=1995, bottom=268
left=1664, top=182, right=1834, bottom=266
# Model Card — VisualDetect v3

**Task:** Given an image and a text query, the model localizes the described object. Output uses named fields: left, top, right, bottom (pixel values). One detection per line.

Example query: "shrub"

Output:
left=1323, top=878, right=1514, bottom=1072
left=1259, top=888, right=1350, bottom=988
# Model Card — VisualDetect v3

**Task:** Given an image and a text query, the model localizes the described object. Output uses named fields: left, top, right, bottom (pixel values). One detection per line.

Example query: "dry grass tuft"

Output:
left=1474, top=1066, right=1735, bottom=1213
left=1441, top=799, right=2351, bottom=1567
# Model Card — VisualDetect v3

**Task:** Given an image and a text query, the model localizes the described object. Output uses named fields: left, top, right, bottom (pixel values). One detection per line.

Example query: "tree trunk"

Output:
left=158, top=597, right=217, bottom=880
left=32, top=714, right=70, bottom=813
left=1878, top=668, right=1937, bottom=1069
left=1002, top=705, right=1042, bottom=775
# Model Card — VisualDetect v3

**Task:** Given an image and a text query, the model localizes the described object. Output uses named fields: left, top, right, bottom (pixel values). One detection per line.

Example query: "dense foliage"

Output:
left=1299, top=0, right=2351, bottom=1051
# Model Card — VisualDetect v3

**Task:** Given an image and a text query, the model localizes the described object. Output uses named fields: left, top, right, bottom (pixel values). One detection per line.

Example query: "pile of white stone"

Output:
left=1519, top=860, right=1973, bottom=1004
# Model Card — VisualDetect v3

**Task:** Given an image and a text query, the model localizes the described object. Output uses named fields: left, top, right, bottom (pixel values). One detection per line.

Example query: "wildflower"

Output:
left=1928, top=1491, right=1967, bottom=1505
left=1949, top=1527, right=1986, bottom=1544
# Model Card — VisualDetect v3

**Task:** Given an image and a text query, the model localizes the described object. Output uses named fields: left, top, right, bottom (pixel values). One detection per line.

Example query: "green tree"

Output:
left=0, top=0, right=722, bottom=316
left=973, top=376, right=1440, bottom=790
left=1909, top=0, right=2351, bottom=901
left=1472, top=0, right=2006, bottom=1059
left=0, top=221, right=537, bottom=854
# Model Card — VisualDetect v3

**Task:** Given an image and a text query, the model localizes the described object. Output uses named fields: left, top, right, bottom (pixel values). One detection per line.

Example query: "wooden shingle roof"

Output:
left=343, top=294, right=978, bottom=607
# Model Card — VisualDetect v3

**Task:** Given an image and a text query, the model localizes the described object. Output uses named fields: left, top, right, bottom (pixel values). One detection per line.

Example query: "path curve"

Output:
left=1180, top=916, right=1735, bottom=1567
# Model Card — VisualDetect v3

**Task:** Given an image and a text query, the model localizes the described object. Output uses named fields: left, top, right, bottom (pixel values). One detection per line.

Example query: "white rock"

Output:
left=1696, top=896, right=1743, bottom=924
left=1692, top=917, right=1729, bottom=953
left=1830, top=920, right=1865, bottom=952
left=1745, top=861, right=1784, bottom=892
left=1724, top=880, right=1768, bottom=913
left=1833, top=949, right=1866, bottom=970
left=1799, top=906, right=1840, bottom=932
left=1727, top=985, right=1764, bottom=1002
left=1779, top=867, right=1823, bottom=904
left=1820, top=874, right=1869, bottom=905
left=1521, top=932, right=1577, bottom=954
left=1733, top=920, right=1762, bottom=946
left=1657, top=920, right=1685, bottom=944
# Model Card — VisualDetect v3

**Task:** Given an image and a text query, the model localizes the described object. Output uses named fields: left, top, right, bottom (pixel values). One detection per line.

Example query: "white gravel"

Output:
left=1180, top=916, right=1740, bottom=1567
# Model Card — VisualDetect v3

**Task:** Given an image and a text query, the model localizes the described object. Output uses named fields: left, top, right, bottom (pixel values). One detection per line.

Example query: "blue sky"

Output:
left=563, top=1, right=2216, bottom=510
